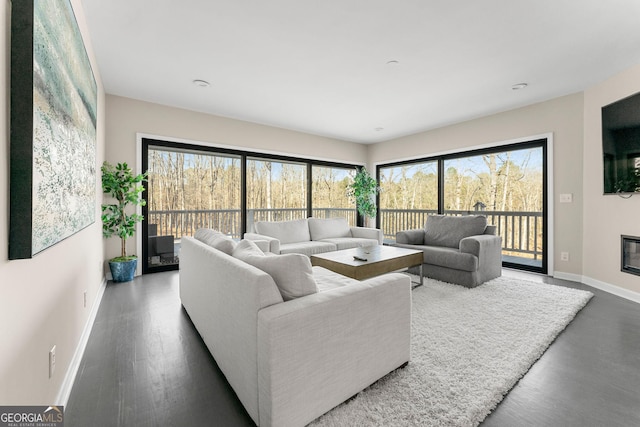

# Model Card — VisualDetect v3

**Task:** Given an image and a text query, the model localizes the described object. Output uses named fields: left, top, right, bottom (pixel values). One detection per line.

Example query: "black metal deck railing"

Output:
left=148, top=208, right=357, bottom=240
left=148, top=208, right=543, bottom=261
left=380, top=209, right=543, bottom=260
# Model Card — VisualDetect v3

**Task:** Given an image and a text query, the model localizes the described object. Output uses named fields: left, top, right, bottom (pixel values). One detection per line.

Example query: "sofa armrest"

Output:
left=244, top=232, right=280, bottom=254
left=350, top=226, right=383, bottom=244
left=396, top=229, right=425, bottom=245
left=257, top=273, right=411, bottom=427
left=460, top=234, right=501, bottom=256
left=485, top=225, right=497, bottom=235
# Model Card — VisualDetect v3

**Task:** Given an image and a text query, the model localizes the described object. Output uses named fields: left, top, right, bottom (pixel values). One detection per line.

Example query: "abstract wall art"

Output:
left=10, top=0, right=97, bottom=259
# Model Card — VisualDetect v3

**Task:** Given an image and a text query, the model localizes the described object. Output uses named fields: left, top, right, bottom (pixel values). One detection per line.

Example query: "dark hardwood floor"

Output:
left=65, top=270, right=640, bottom=427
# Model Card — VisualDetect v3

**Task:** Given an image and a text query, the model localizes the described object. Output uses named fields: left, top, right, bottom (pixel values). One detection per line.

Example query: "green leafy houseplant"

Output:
left=347, top=166, right=380, bottom=219
left=101, top=161, right=147, bottom=262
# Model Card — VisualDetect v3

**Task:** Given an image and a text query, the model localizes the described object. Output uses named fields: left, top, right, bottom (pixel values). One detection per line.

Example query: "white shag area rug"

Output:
left=310, top=276, right=593, bottom=427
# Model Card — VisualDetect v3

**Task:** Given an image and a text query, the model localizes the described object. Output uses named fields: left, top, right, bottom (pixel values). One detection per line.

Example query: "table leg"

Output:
left=410, top=264, right=424, bottom=289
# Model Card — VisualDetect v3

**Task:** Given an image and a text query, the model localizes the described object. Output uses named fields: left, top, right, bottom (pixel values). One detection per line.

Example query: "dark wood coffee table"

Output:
left=310, top=245, right=424, bottom=287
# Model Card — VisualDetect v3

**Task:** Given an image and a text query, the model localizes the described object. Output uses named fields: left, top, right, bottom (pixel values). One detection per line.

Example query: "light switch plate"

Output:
left=559, top=193, right=573, bottom=203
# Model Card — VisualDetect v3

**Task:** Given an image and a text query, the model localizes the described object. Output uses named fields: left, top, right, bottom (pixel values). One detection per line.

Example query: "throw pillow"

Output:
left=254, top=218, right=310, bottom=244
left=194, top=228, right=237, bottom=255
left=308, top=217, right=351, bottom=241
left=232, top=239, right=266, bottom=258
left=423, top=215, right=487, bottom=249
left=234, top=241, right=317, bottom=300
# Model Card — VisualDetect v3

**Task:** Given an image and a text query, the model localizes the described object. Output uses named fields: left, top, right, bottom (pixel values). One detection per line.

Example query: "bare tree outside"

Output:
left=312, top=165, right=356, bottom=224
left=379, top=147, right=544, bottom=265
left=145, top=144, right=544, bottom=269
left=147, top=150, right=359, bottom=242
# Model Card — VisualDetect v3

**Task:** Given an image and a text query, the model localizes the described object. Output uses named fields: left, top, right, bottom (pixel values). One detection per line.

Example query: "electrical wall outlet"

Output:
left=49, top=346, right=56, bottom=378
left=560, top=252, right=570, bottom=261
left=559, top=193, right=573, bottom=203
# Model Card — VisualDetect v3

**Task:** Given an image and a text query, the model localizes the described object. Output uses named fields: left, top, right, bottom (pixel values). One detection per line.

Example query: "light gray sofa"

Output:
left=244, top=217, right=382, bottom=255
left=395, top=215, right=502, bottom=288
left=180, top=229, right=411, bottom=427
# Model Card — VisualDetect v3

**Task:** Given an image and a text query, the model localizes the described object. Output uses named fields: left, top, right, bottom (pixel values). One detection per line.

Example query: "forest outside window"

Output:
left=141, top=138, right=359, bottom=273
left=144, top=146, right=241, bottom=271
left=246, top=158, right=308, bottom=231
left=377, top=139, right=547, bottom=273
left=312, top=165, right=357, bottom=226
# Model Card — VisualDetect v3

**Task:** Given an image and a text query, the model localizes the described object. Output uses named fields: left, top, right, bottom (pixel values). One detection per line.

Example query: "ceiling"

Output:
left=81, top=0, right=640, bottom=144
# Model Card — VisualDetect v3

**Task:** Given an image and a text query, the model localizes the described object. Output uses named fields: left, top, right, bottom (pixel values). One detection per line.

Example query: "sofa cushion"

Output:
left=308, top=217, right=351, bottom=241
left=318, top=237, right=379, bottom=250
left=255, top=218, right=311, bottom=244
left=312, top=266, right=359, bottom=292
left=234, top=240, right=318, bottom=301
left=194, top=228, right=237, bottom=255
left=279, top=241, right=337, bottom=256
left=423, top=215, right=487, bottom=249
left=411, top=245, right=478, bottom=272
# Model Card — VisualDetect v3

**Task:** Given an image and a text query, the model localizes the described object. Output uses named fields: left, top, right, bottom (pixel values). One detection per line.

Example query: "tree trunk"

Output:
left=500, top=152, right=511, bottom=211
left=483, top=154, right=499, bottom=210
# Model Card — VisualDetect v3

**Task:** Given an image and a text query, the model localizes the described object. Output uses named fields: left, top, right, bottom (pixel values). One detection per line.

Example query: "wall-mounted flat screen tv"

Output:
left=602, top=91, right=640, bottom=194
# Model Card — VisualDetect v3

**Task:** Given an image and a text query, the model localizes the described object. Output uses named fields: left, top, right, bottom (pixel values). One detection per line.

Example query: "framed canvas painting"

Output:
left=10, top=0, right=97, bottom=259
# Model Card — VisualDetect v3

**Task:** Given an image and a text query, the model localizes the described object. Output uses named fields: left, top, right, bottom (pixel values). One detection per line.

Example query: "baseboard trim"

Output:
left=55, top=277, right=108, bottom=406
left=552, top=271, right=583, bottom=283
left=554, top=271, right=640, bottom=304
left=582, top=276, right=640, bottom=304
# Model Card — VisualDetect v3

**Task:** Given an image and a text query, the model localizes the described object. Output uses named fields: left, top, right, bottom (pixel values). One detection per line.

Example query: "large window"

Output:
left=144, top=146, right=241, bottom=271
left=377, top=139, right=547, bottom=273
left=246, top=158, right=308, bottom=231
left=379, top=161, right=438, bottom=241
left=312, top=165, right=357, bottom=226
left=443, top=147, right=544, bottom=270
left=141, top=138, right=358, bottom=273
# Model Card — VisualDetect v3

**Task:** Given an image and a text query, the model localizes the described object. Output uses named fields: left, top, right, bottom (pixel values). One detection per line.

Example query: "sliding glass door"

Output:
left=143, top=144, right=241, bottom=273
left=377, top=139, right=547, bottom=273
left=378, top=160, right=438, bottom=242
left=246, top=158, right=307, bottom=231
left=141, top=138, right=359, bottom=273
left=443, top=146, right=545, bottom=270
left=312, top=165, right=357, bottom=226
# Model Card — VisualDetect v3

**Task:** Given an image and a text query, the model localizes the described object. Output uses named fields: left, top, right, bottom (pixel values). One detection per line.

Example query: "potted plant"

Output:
left=347, top=166, right=380, bottom=226
left=101, top=161, right=147, bottom=282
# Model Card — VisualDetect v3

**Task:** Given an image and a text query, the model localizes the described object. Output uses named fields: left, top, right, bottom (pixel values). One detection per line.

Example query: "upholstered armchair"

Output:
left=395, top=214, right=502, bottom=288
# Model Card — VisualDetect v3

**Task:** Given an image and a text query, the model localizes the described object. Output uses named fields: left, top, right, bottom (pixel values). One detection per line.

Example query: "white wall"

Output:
left=368, top=93, right=585, bottom=278
left=0, top=0, right=106, bottom=405
left=104, top=95, right=367, bottom=260
left=583, top=63, right=640, bottom=295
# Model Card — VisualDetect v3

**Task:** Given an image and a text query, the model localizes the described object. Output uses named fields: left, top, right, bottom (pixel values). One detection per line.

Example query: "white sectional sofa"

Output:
left=180, top=229, right=411, bottom=427
left=244, top=217, right=383, bottom=255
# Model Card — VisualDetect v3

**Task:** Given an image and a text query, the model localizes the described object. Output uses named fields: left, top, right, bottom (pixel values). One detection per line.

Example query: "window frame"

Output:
left=376, top=138, right=548, bottom=274
left=141, top=137, right=360, bottom=273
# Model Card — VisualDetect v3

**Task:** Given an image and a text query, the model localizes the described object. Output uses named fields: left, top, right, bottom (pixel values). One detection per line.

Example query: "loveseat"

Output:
left=395, top=214, right=502, bottom=288
left=244, top=217, right=382, bottom=256
left=180, top=229, right=411, bottom=427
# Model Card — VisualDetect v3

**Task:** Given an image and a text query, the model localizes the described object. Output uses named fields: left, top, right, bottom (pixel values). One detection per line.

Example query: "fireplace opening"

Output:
left=621, top=235, right=640, bottom=276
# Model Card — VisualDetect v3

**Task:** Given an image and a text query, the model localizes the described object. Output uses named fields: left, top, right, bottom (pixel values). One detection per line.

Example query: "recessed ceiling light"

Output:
left=193, top=79, right=210, bottom=87
left=386, top=60, right=399, bottom=65
left=512, top=83, right=528, bottom=90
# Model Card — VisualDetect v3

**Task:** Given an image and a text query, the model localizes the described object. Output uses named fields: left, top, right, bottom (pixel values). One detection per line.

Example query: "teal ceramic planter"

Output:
left=109, top=258, right=137, bottom=282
